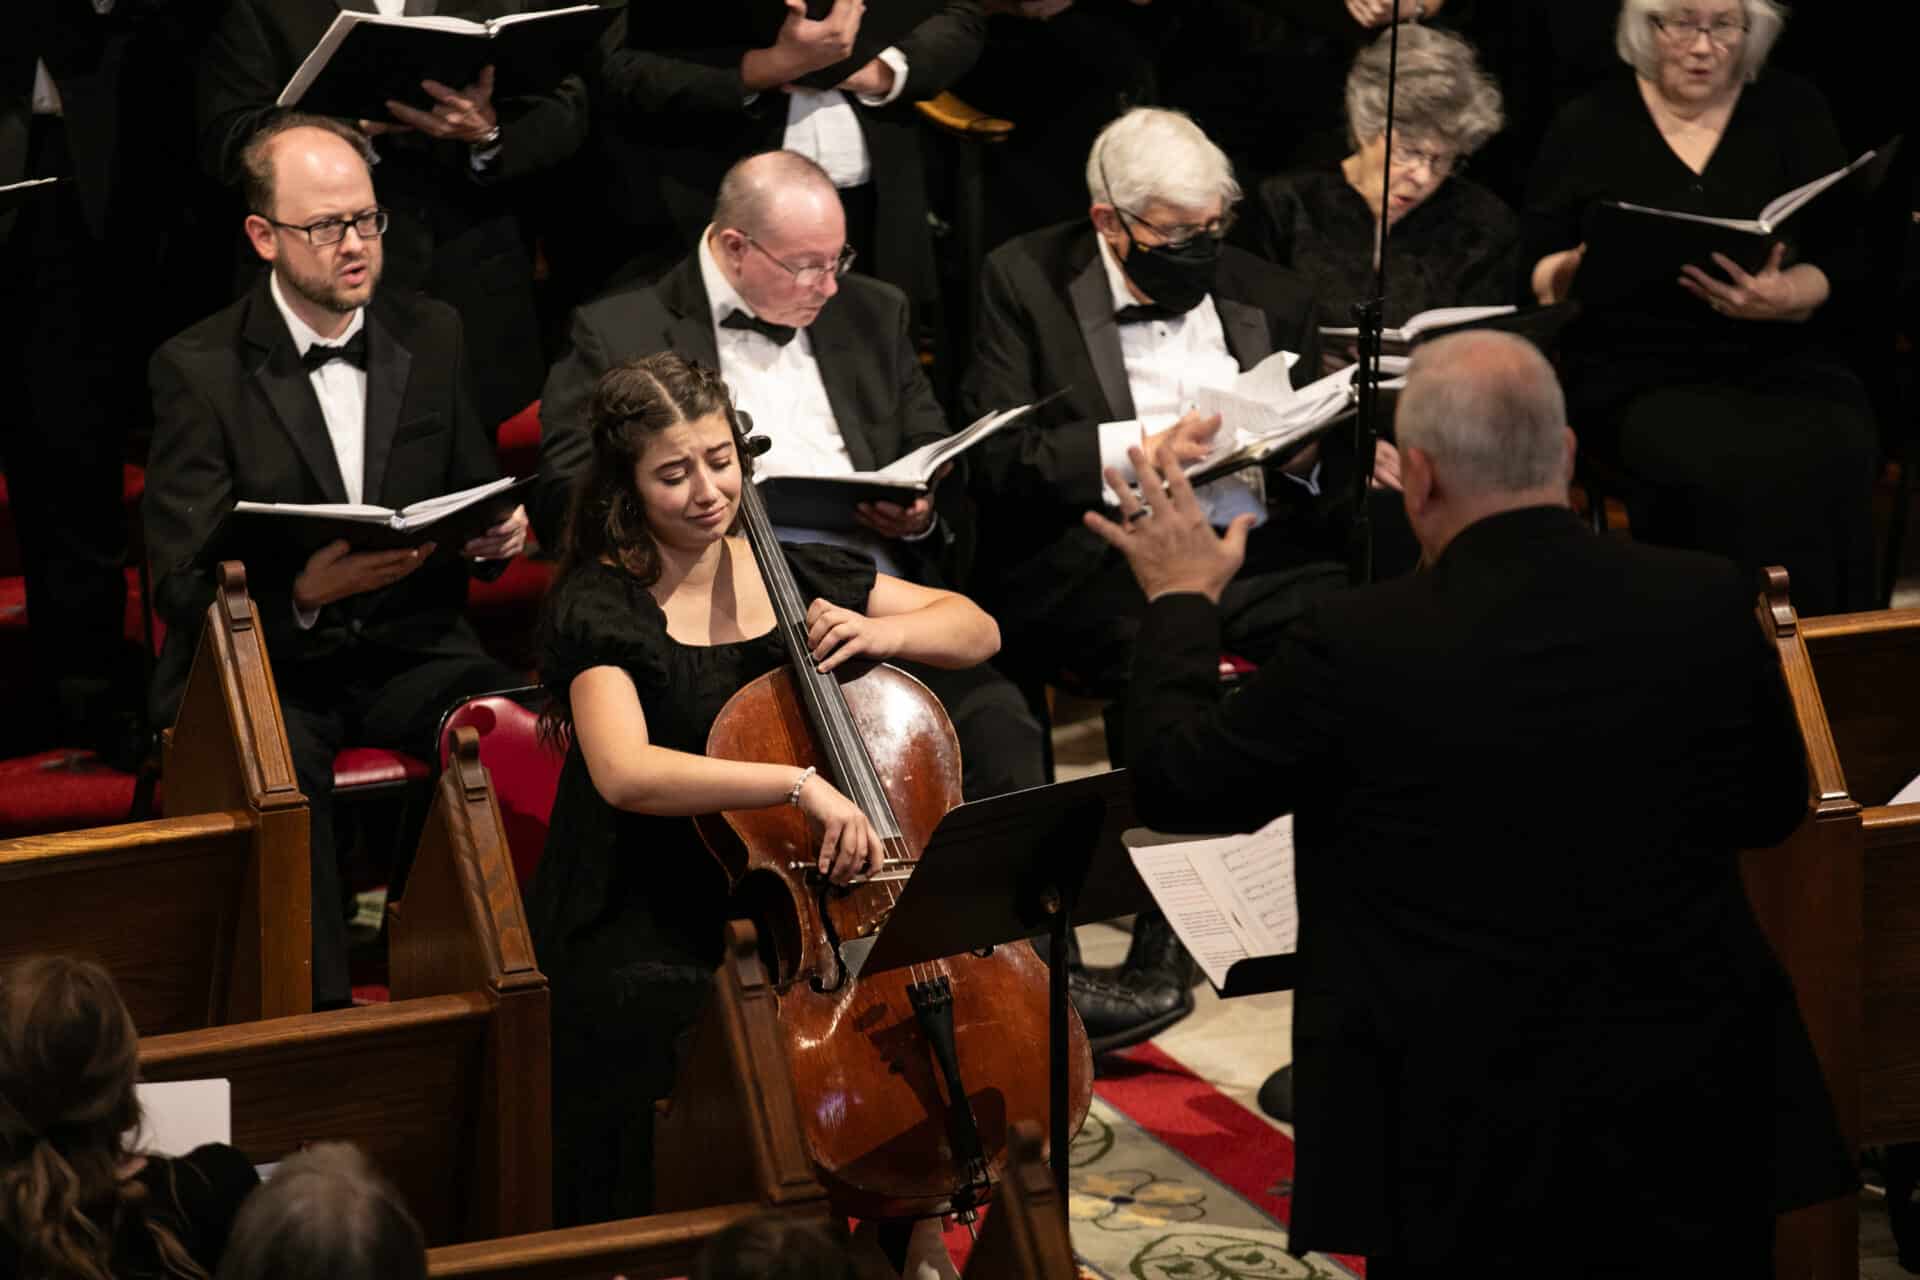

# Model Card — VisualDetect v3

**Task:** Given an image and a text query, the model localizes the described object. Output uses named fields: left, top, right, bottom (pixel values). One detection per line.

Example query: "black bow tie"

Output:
left=721, top=308, right=797, bottom=347
left=1115, top=303, right=1180, bottom=326
left=301, top=330, right=368, bottom=373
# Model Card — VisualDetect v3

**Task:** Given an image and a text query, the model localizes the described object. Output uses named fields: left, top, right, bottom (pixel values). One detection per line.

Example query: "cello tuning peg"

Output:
left=742, top=433, right=773, bottom=458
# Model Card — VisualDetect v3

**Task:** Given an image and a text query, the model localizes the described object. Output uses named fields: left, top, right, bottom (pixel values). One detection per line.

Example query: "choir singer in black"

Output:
left=1086, top=329, right=1852, bottom=1276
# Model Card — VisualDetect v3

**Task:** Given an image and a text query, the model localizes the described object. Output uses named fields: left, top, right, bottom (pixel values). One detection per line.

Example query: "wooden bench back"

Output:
left=0, top=563, right=309, bottom=1031
left=141, top=729, right=553, bottom=1246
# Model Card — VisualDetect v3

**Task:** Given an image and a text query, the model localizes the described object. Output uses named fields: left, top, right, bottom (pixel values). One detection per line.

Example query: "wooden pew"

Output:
left=961, top=1123, right=1076, bottom=1279
left=0, top=562, right=310, bottom=1031
left=141, top=728, right=554, bottom=1246
left=422, top=920, right=834, bottom=1280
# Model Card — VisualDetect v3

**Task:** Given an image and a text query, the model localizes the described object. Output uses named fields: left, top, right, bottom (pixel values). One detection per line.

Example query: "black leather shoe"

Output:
left=1256, top=1064, right=1294, bottom=1123
left=1118, top=910, right=1200, bottom=987
left=1068, top=966, right=1196, bottom=1056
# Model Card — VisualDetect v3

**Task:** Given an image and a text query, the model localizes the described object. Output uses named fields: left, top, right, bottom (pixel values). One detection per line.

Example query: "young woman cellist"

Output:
left=528, top=352, right=1002, bottom=1274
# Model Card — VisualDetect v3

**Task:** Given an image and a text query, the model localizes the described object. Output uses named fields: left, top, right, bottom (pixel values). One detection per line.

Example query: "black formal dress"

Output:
left=196, top=0, right=591, bottom=428
left=960, top=221, right=1352, bottom=696
left=1524, top=70, right=1878, bottom=616
left=1123, top=506, right=1853, bottom=1271
left=1251, top=167, right=1519, bottom=334
left=107, top=1144, right=259, bottom=1278
left=146, top=277, right=519, bottom=1005
left=534, top=250, right=1044, bottom=801
left=592, top=5, right=983, bottom=306
left=529, top=542, right=873, bottom=1226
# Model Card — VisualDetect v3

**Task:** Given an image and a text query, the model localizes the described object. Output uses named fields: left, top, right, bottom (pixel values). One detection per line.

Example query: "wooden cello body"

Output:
left=693, top=453, right=1092, bottom=1222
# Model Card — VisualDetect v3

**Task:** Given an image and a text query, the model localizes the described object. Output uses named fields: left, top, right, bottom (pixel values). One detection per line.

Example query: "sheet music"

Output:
left=132, top=1079, right=231, bottom=1157
left=1193, top=350, right=1300, bottom=442
left=1892, top=771, right=1920, bottom=806
left=1125, top=815, right=1299, bottom=990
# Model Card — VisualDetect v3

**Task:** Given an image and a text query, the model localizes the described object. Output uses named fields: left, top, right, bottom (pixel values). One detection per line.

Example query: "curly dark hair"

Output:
left=538, top=351, right=755, bottom=745
left=0, top=956, right=206, bottom=1280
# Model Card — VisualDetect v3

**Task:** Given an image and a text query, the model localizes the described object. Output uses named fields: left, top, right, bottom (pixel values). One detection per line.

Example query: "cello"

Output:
left=691, top=429, right=1093, bottom=1223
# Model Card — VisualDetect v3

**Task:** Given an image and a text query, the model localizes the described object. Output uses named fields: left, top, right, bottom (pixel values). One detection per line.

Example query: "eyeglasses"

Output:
left=1390, top=142, right=1460, bottom=178
left=261, top=208, right=390, bottom=247
left=1648, top=13, right=1749, bottom=47
left=741, top=233, right=856, bottom=289
left=1115, top=205, right=1237, bottom=250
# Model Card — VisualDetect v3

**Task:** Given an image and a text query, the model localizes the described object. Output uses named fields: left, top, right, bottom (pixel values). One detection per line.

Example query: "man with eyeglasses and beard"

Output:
left=961, top=107, right=1354, bottom=1054
left=143, top=115, right=527, bottom=1009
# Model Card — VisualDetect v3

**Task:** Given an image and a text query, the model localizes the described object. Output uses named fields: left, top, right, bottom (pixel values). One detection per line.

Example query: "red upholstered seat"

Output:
left=0, top=750, right=139, bottom=837
left=1217, top=653, right=1258, bottom=684
left=332, top=747, right=431, bottom=792
left=436, top=688, right=561, bottom=890
left=0, top=464, right=145, bottom=578
left=496, top=400, right=542, bottom=478
left=466, top=554, right=553, bottom=672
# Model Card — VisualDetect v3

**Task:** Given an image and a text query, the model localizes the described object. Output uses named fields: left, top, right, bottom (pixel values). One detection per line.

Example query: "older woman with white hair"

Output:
left=1523, top=0, right=1877, bottom=616
left=1251, top=24, right=1517, bottom=345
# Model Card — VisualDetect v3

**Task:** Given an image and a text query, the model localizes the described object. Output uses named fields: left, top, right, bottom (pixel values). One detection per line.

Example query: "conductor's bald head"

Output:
left=707, top=151, right=849, bottom=330
left=239, top=115, right=382, bottom=336
left=1395, top=330, right=1575, bottom=560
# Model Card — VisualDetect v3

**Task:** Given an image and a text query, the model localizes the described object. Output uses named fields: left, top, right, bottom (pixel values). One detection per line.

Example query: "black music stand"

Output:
left=853, top=769, right=1143, bottom=1196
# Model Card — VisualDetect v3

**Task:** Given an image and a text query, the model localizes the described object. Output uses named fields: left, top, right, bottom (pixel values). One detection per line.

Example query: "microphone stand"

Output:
left=1346, top=10, right=1406, bottom=587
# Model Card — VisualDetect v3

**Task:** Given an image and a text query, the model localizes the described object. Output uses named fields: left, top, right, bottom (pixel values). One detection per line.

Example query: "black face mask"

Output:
left=1116, top=216, right=1220, bottom=316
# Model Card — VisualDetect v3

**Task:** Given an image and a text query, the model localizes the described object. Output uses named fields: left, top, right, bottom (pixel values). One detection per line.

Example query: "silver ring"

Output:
left=1125, top=504, right=1153, bottom=524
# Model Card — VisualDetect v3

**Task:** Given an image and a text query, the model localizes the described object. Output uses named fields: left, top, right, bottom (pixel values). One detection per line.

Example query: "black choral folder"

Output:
left=277, top=4, right=623, bottom=121
left=197, top=477, right=532, bottom=574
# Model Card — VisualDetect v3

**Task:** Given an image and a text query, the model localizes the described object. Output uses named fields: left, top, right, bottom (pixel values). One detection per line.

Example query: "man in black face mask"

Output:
left=961, top=107, right=1347, bottom=1054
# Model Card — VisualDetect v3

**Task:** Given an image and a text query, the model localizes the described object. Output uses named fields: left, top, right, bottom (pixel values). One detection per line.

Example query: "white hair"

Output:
left=1615, top=0, right=1787, bottom=84
left=1345, top=24, right=1505, bottom=155
left=1397, top=332, right=1568, bottom=497
left=1085, top=108, right=1241, bottom=215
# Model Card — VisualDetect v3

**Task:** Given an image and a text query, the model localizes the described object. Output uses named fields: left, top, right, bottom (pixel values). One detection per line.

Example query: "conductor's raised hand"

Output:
left=292, top=539, right=437, bottom=611
left=461, top=504, right=528, bottom=561
left=806, top=597, right=902, bottom=672
left=795, top=772, right=886, bottom=884
left=1084, top=445, right=1252, bottom=604
left=1678, top=243, right=1808, bottom=322
left=384, top=64, right=498, bottom=144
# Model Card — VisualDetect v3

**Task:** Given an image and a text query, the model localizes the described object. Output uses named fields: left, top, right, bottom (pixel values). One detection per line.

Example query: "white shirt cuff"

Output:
left=854, top=48, right=909, bottom=106
left=1096, top=420, right=1145, bottom=502
left=294, top=600, right=320, bottom=630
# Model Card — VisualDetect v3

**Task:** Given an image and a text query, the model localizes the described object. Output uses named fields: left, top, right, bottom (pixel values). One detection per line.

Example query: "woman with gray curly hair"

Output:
left=1250, top=24, right=1517, bottom=350
left=1523, top=0, right=1877, bottom=616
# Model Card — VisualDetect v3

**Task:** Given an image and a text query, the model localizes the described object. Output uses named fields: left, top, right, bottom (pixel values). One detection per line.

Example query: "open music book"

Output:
left=277, top=4, right=620, bottom=120
left=1184, top=357, right=1408, bottom=491
left=755, top=396, right=1056, bottom=532
left=200, top=475, right=530, bottom=568
left=1320, top=304, right=1518, bottom=348
left=1124, top=816, right=1299, bottom=992
left=1577, top=138, right=1900, bottom=304
left=1, top=176, right=62, bottom=217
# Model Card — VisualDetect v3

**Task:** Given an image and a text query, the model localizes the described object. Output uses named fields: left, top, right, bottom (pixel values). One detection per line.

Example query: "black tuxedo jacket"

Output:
left=532, top=250, right=967, bottom=582
left=195, top=0, right=591, bottom=423
left=146, top=277, right=503, bottom=725
left=594, top=4, right=984, bottom=301
left=1125, top=506, right=1851, bottom=1262
left=958, top=220, right=1320, bottom=633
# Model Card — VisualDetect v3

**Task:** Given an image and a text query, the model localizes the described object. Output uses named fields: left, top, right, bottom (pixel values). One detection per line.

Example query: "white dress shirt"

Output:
left=779, top=48, right=908, bottom=190
left=697, top=231, right=908, bottom=574
left=32, top=0, right=116, bottom=116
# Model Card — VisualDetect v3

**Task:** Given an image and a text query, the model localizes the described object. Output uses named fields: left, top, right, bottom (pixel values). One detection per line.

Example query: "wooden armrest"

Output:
left=915, top=91, right=1015, bottom=141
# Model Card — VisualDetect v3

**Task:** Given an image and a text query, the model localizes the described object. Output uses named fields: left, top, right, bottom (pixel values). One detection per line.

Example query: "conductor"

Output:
left=1086, top=330, right=1852, bottom=1275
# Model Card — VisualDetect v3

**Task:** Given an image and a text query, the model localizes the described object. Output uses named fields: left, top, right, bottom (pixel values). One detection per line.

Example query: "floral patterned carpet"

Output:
left=947, top=1043, right=1362, bottom=1279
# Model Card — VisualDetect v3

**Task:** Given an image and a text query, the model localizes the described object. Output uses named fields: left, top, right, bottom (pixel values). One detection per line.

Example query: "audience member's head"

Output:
left=1085, top=108, right=1239, bottom=316
left=1616, top=0, right=1784, bottom=99
left=215, top=1144, right=424, bottom=1280
left=1343, top=25, right=1504, bottom=226
left=707, top=151, right=852, bottom=330
left=0, top=955, right=189, bottom=1280
left=239, top=114, right=385, bottom=329
left=1394, top=331, right=1574, bottom=561
left=691, top=1214, right=860, bottom=1280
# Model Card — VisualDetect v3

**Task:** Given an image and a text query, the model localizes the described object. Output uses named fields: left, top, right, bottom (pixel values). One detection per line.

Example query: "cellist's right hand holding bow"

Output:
left=794, top=772, right=887, bottom=884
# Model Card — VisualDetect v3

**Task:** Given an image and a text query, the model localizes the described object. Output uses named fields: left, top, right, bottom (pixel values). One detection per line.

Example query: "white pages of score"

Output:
left=131, top=1079, right=232, bottom=1157
left=1123, top=815, right=1299, bottom=991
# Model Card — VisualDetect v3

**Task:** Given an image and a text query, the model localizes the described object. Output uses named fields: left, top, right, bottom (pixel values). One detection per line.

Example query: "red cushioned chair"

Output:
left=496, top=400, right=542, bottom=478
left=434, top=686, right=561, bottom=891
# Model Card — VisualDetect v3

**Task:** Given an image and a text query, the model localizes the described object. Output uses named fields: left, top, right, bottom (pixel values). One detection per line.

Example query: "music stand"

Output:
left=854, top=769, right=1144, bottom=1195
